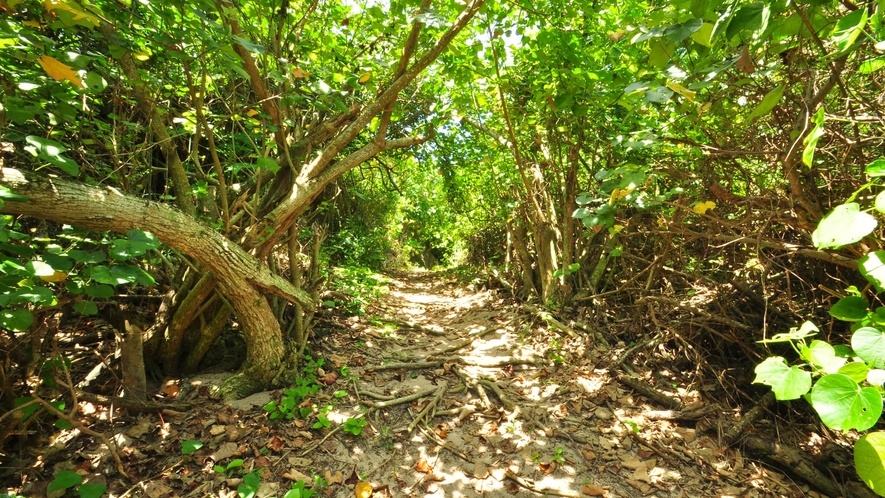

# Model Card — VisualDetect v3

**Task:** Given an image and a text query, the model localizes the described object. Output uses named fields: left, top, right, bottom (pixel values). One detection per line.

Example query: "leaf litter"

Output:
left=0, top=270, right=860, bottom=497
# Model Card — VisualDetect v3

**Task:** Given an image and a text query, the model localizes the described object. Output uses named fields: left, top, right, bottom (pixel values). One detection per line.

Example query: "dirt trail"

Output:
left=3, top=271, right=819, bottom=497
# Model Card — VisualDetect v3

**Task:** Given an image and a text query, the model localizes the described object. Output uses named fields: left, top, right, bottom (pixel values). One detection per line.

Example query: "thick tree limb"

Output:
left=241, top=0, right=486, bottom=250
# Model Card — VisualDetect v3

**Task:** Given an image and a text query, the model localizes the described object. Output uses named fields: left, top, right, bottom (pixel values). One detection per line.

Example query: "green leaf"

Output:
left=838, top=361, right=870, bottom=383
left=810, top=373, right=881, bottom=431
left=78, top=483, right=107, bottom=498
left=182, top=440, right=204, bottom=455
left=859, top=251, right=885, bottom=293
left=73, top=301, right=98, bottom=315
left=256, top=157, right=280, bottom=174
left=859, top=58, right=885, bottom=74
left=801, top=107, right=825, bottom=167
left=84, top=285, right=114, bottom=299
left=757, top=321, right=819, bottom=343
left=67, top=250, right=106, bottom=264
left=690, top=22, right=714, bottom=46
left=0, top=308, right=34, bottom=331
left=866, top=159, right=885, bottom=177
left=726, top=2, right=769, bottom=40
left=48, top=470, right=83, bottom=492
left=831, top=8, right=868, bottom=54
left=749, top=85, right=785, bottom=118
left=26, top=260, right=56, bottom=277
left=233, top=35, right=265, bottom=54
left=853, top=327, right=885, bottom=368
left=804, top=340, right=844, bottom=373
left=753, top=356, right=812, bottom=400
left=875, top=191, right=885, bottom=214
left=829, top=296, right=868, bottom=321
left=0, top=186, right=28, bottom=203
left=855, top=432, right=885, bottom=495
left=812, top=203, right=877, bottom=249
left=664, top=18, right=704, bottom=42
left=25, top=136, right=79, bottom=175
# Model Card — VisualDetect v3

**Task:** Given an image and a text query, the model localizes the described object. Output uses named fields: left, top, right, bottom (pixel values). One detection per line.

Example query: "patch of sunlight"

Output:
left=523, top=382, right=560, bottom=401
left=575, top=375, right=606, bottom=394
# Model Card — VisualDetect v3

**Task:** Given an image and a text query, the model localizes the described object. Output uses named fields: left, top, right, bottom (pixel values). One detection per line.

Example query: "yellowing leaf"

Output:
left=40, top=270, right=67, bottom=282
left=134, top=52, right=151, bottom=61
left=354, top=481, right=373, bottom=498
left=693, top=201, right=716, bottom=214
left=44, top=0, right=99, bottom=27
left=38, top=55, right=84, bottom=88
left=292, top=67, right=309, bottom=79
left=666, top=81, right=696, bottom=102
left=358, top=72, right=371, bottom=85
left=247, top=109, right=260, bottom=117
left=23, top=20, right=42, bottom=27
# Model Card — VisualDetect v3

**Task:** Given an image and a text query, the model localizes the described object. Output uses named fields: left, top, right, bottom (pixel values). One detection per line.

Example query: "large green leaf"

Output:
left=0, top=308, right=34, bottom=331
left=810, top=374, right=881, bottom=431
left=48, top=470, right=83, bottom=492
left=853, top=327, right=885, bottom=368
left=753, top=356, right=812, bottom=400
left=24, top=136, right=79, bottom=176
left=725, top=2, right=769, bottom=40
left=802, top=340, right=844, bottom=374
left=663, top=18, right=704, bottom=42
left=78, top=483, right=107, bottom=498
left=831, top=8, right=868, bottom=54
left=829, top=296, right=869, bottom=321
left=855, top=432, right=885, bottom=495
left=860, top=251, right=885, bottom=293
left=812, top=203, right=878, bottom=249
left=749, top=85, right=785, bottom=118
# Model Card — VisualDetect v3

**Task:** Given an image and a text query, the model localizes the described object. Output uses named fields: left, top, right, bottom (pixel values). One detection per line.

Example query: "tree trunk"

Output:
left=0, top=168, right=310, bottom=397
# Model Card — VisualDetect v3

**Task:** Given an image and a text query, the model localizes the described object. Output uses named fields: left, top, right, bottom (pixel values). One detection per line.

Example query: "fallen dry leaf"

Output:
left=415, top=459, right=432, bottom=474
left=581, top=484, right=607, bottom=496
left=125, top=417, right=152, bottom=438
left=632, top=466, right=652, bottom=484
left=539, top=461, right=556, bottom=475
left=473, top=461, right=488, bottom=479
left=210, top=442, right=238, bottom=462
left=582, top=447, right=597, bottom=461
left=325, top=469, right=344, bottom=485
left=267, top=435, right=284, bottom=452
left=318, top=372, right=339, bottom=385
left=355, top=481, right=373, bottom=498
left=282, top=469, right=311, bottom=482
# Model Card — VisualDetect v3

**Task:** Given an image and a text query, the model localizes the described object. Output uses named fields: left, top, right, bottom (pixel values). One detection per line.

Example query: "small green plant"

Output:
left=623, top=420, right=640, bottom=433
left=48, top=470, right=107, bottom=498
left=551, top=447, right=565, bottom=464
left=312, top=404, right=333, bottom=430
left=181, top=440, right=203, bottom=455
left=505, top=425, right=515, bottom=433
left=263, top=355, right=324, bottom=420
left=237, top=470, right=261, bottom=498
left=214, top=459, right=245, bottom=476
left=756, top=159, right=885, bottom=496
left=342, top=417, right=367, bottom=436
left=282, top=480, right=315, bottom=498
left=313, top=475, right=328, bottom=490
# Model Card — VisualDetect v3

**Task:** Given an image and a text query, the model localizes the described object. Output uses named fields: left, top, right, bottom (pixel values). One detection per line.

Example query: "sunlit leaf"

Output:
left=812, top=203, right=877, bottom=249
left=831, top=9, right=868, bottom=54
left=692, top=200, right=715, bottom=214
left=749, top=85, right=785, bottom=118
left=37, top=55, right=85, bottom=88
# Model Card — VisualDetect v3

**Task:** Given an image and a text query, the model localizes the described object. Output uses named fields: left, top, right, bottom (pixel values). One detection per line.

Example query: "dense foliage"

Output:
left=1, top=0, right=885, bottom=492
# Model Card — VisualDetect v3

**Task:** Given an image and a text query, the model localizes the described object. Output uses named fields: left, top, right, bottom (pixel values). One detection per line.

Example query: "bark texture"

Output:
left=0, top=168, right=313, bottom=394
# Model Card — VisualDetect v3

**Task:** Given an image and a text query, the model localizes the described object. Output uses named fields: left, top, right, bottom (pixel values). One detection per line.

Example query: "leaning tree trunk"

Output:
left=0, top=168, right=313, bottom=397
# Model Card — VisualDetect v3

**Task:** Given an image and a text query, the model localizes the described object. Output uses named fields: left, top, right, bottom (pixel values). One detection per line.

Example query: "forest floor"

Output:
left=1, top=270, right=863, bottom=497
